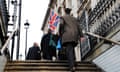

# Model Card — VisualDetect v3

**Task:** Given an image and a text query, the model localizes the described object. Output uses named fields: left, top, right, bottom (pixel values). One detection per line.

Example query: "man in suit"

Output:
left=41, top=30, right=51, bottom=60
left=26, top=42, right=41, bottom=60
left=41, top=29, right=59, bottom=60
left=59, top=8, right=84, bottom=72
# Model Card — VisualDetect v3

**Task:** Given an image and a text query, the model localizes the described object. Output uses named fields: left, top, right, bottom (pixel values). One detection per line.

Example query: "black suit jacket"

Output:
left=26, top=46, right=41, bottom=60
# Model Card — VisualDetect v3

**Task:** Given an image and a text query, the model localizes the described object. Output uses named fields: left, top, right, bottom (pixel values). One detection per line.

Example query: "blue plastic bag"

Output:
left=56, top=38, right=61, bottom=49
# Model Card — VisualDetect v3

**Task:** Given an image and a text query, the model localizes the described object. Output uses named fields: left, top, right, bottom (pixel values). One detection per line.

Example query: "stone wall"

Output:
left=0, top=56, right=7, bottom=72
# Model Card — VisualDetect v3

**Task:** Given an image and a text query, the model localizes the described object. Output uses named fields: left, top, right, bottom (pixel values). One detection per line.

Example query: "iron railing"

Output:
left=85, top=32, right=120, bottom=45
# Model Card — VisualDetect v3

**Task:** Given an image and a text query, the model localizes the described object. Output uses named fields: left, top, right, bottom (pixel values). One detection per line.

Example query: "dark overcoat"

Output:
left=26, top=46, right=41, bottom=60
left=41, top=33, right=59, bottom=60
left=41, top=34, right=51, bottom=59
left=59, top=15, right=83, bottom=45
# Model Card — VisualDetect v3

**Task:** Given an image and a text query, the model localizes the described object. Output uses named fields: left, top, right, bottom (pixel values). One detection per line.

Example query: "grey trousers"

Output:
left=63, top=42, right=76, bottom=69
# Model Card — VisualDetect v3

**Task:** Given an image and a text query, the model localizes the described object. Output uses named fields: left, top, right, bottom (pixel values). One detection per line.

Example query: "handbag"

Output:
left=56, top=38, right=61, bottom=49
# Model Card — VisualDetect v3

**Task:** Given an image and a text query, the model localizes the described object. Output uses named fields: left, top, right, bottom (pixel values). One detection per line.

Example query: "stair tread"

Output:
left=5, top=67, right=101, bottom=72
left=8, top=60, right=91, bottom=63
left=4, top=71, right=101, bottom=72
left=4, top=60, right=103, bottom=72
left=6, top=63, right=96, bottom=66
left=5, top=66, right=99, bottom=69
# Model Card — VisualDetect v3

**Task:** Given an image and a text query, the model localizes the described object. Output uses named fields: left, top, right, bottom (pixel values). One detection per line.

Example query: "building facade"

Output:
left=41, top=0, right=91, bottom=61
left=42, top=0, right=120, bottom=71
left=0, top=0, right=9, bottom=50
left=86, top=0, right=120, bottom=72
left=85, top=0, right=120, bottom=60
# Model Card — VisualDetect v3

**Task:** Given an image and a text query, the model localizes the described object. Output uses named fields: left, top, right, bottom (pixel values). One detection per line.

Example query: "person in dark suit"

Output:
left=26, top=42, right=41, bottom=60
left=49, top=33, right=58, bottom=60
left=41, top=29, right=54, bottom=60
left=41, top=32, right=51, bottom=60
left=59, top=8, right=84, bottom=72
left=41, top=29, right=59, bottom=60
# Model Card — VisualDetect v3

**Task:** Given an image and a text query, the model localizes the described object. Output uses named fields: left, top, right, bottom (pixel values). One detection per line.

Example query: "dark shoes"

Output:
left=70, top=67, right=75, bottom=72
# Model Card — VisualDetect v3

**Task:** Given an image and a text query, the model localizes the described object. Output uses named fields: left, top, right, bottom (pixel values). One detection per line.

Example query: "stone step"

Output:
left=5, top=66, right=101, bottom=71
left=8, top=60, right=91, bottom=64
left=4, top=70, right=102, bottom=72
left=4, top=60, right=103, bottom=72
left=6, top=62, right=96, bottom=67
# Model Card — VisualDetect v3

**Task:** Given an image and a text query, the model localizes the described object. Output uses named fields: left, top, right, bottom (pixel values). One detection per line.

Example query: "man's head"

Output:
left=33, top=42, right=39, bottom=47
left=48, top=29, right=52, bottom=34
left=65, top=8, right=71, bottom=14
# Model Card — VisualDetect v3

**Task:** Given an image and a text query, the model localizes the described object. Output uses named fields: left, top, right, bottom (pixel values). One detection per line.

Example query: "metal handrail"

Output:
left=1, top=28, right=17, bottom=55
left=85, top=32, right=120, bottom=45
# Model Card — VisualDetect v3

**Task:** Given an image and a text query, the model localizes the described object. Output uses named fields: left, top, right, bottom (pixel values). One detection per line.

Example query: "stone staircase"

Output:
left=4, top=60, right=103, bottom=72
